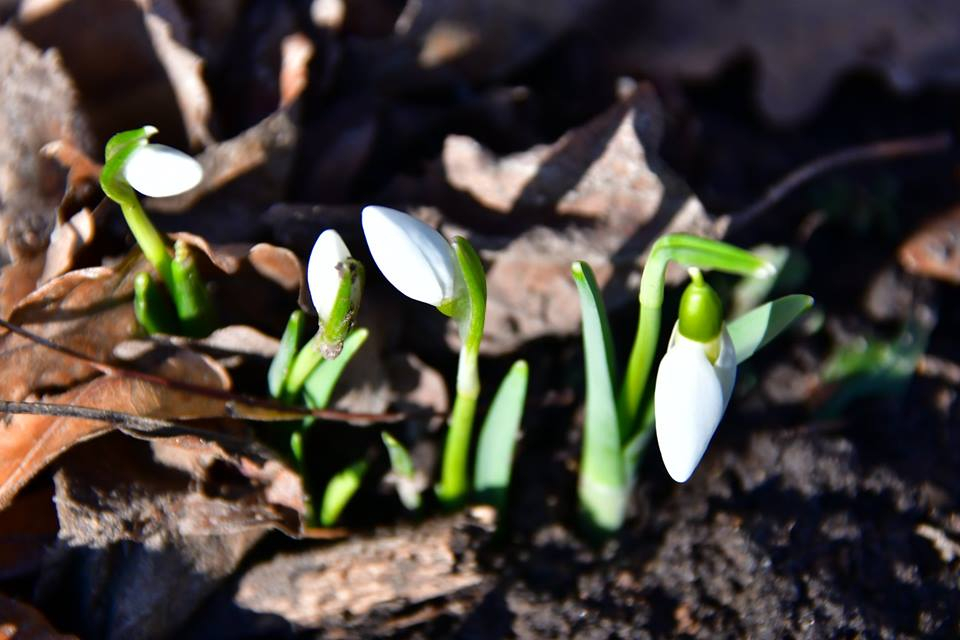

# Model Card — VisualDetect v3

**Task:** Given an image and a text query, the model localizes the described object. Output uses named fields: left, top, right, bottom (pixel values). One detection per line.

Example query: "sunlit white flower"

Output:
left=654, top=325, right=736, bottom=483
left=123, top=144, right=202, bottom=198
left=361, top=205, right=456, bottom=307
left=307, top=229, right=352, bottom=322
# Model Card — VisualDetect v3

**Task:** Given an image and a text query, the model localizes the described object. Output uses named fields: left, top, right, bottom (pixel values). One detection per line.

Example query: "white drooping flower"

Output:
left=361, top=205, right=457, bottom=307
left=123, top=144, right=203, bottom=198
left=307, top=229, right=352, bottom=323
left=654, top=324, right=737, bottom=483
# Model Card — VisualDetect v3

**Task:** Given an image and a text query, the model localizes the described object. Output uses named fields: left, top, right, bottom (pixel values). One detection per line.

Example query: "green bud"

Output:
left=133, top=271, right=179, bottom=335
left=678, top=268, right=723, bottom=343
left=170, top=239, right=217, bottom=337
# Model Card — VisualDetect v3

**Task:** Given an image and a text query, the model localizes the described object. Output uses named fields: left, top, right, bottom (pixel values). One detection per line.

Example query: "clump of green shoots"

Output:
left=268, top=213, right=528, bottom=527
left=100, top=126, right=216, bottom=337
left=573, top=234, right=813, bottom=537
left=267, top=230, right=367, bottom=526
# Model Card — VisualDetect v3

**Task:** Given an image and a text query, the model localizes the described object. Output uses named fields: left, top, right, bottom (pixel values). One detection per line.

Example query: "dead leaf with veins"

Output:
left=435, top=85, right=726, bottom=353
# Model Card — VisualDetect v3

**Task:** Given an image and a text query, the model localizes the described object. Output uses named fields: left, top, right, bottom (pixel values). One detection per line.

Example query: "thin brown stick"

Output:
left=0, top=317, right=407, bottom=426
left=0, top=398, right=248, bottom=443
left=729, top=132, right=952, bottom=229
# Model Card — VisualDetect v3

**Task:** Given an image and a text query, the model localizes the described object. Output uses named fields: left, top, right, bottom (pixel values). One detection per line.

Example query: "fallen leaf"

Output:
left=436, top=85, right=726, bottom=353
left=0, top=345, right=231, bottom=510
left=0, top=208, right=97, bottom=320
left=0, top=258, right=143, bottom=402
left=33, top=433, right=296, bottom=639
left=0, top=26, right=92, bottom=262
left=140, top=0, right=214, bottom=147
left=17, top=0, right=191, bottom=145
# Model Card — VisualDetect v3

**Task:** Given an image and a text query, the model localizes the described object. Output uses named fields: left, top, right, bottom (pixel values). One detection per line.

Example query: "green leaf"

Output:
left=473, top=359, right=529, bottom=512
left=268, top=310, right=305, bottom=399
left=381, top=432, right=422, bottom=511
left=303, top=328, right=368, bottom=410
left=571, top=261, right=626, bottom=535
left=319, top=459, right=368, bottom=527
left=727, top=294, right=814, bottom=364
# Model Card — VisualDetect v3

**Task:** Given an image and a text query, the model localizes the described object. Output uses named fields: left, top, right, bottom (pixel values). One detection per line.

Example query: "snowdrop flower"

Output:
left=361, top=205, right=457, bottom=308
left=122, top=143, right=202, bottom=198
left=308, top=229, right=353, bottom=323
left=654, top=269, right=736, bottom=483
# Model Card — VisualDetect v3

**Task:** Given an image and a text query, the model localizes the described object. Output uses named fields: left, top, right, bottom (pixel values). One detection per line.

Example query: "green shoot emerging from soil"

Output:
left=573, top=233, right=813, bottom=537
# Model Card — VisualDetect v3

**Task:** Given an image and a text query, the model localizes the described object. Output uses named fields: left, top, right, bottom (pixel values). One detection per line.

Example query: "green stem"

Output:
left=436, top=237, right=486, bottom=509
left=115, top=187, right=173, bottom=285
left=618, top=244, right=668, bottom=434
left=437, top=343, right=479, bottom=508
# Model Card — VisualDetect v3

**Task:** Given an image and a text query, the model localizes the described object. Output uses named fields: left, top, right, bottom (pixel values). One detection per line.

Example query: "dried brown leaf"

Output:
left=438, top=86, right=726, bottom=353
left=140, top=0, right=214, bottom=147
left=18, top=0, right=192, bottom=145
left=0, top=26, right=92, bottom=261
left=33, top=433, right=295, bottom=639
left=0, top=346, right=230, bottom=510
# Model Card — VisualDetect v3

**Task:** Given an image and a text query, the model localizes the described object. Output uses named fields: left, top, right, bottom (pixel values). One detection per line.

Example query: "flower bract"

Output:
left=654, top=325, right=736, bottom=483
left=361, top=205, right=456, bottom=307
left=122, top=144, right=202, bottom=198
left=307, top=229, right=352, bottom=323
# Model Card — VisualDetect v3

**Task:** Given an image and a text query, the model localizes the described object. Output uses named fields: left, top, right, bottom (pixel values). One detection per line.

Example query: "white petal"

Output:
left=361, top=205, right=456, bottom=306
left=307, top=230, right=352, bottom=322
left=654, top=327, right=737, bottom=483
left=123, top=144, right=202, bottom=197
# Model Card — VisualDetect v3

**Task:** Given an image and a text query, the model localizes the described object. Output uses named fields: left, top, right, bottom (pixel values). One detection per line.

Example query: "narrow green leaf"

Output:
left=268, top=310, right=305, bottom=399
left=381, top=432, right=415, bottom=476
left=381, top=432, right=422, bottom=511
left=474, top=359, right=529, bottom=511
left=571, top=261, right=626, bottom=535
left=727, top=295, right=814, bottom=364
left=303, top=328, right=368, bottom=410
left=319, top=459, right=369, bottom=526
